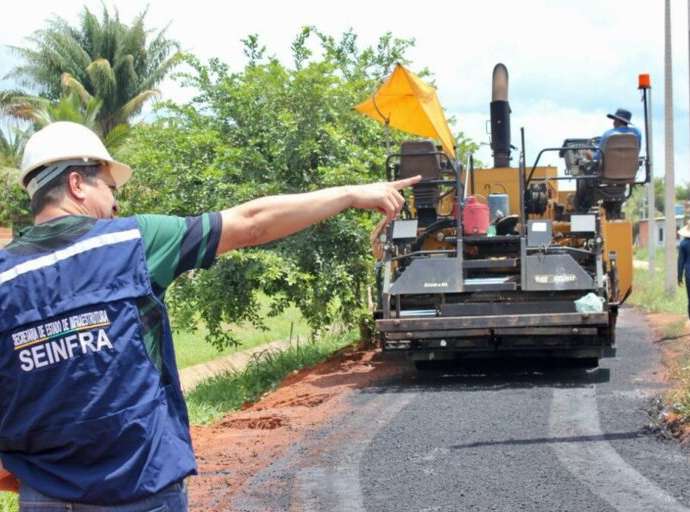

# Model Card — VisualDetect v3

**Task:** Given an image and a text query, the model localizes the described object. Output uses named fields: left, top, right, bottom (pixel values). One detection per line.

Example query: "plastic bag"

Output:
left=574, top=292, right=605, bottom=313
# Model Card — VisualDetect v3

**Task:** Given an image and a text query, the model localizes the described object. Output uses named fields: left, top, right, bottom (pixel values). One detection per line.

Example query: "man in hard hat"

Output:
left=592, top=108, right=642, bottom=162
left=0, top=121, right=419, bottom=509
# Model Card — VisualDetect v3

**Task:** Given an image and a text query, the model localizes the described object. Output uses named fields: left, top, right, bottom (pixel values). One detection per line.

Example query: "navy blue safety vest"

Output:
left=0, top=217, right=196, bottom=504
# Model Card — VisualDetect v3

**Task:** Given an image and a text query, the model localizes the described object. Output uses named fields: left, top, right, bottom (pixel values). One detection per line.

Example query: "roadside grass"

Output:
left=633, top=247, right=666, bottom=262
left=173, top=299, right=310, bottom=369
left=186, top=330, right=357, bottom=425
left=666, top=355, right=690, bottom=423
left=630, top=259, right=690, bottom=426
left=628, top=264, right=686, bottom=316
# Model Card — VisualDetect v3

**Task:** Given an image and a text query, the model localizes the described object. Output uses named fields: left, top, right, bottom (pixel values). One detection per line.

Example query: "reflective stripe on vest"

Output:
left=0, top=217, right=196, bottom=505
left=0, top=229, right=140, bottom=286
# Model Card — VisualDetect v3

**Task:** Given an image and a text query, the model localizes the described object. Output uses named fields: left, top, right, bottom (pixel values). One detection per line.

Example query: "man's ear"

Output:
left=67, top=171, right=88, bottom=201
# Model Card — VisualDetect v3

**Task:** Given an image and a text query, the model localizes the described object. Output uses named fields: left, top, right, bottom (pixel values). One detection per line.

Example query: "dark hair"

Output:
left=29, top=165, right=102, bottom=215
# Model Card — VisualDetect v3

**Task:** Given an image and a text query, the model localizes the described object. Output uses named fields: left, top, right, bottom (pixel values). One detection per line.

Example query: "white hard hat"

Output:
left=20, top=121, right=132, bottom=197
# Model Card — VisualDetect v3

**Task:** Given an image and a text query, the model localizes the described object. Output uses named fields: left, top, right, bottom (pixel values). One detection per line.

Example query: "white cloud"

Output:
left=2, top=0, right=690, bottom=184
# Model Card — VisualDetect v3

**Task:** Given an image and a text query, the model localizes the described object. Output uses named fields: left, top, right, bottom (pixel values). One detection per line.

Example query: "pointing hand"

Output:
left=350, top=175, right=421, bottom=221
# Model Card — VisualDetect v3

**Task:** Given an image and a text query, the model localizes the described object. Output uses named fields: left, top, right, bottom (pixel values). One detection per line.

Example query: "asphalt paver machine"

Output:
left=372, top=64, right=652, bottom=368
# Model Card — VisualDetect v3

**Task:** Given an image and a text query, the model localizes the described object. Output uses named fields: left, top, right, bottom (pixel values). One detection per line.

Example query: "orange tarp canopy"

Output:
left=355, top=63, right=456, bottom=158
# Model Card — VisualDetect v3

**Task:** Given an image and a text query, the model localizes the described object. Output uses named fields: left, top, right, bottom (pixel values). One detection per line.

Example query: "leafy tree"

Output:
left=0, top=122, right=31, bottom=228
left=2, top=27, right=475, bottom=347
left=622, top=177, right=688, bottom=223
left=623, top=184, right=647, bottom=223
left=653, top=177, right=665, bottom=213
left=0, top=169, right=30, bottom=229
left=0, top=4, right=177, bottom=225
left=119, top=30, right=471, bottom=348
left=0, top=124, right=27, bottom=169
left=4, top=92, right=98, bottom=130
left=8, top=5, right=182, bottom=136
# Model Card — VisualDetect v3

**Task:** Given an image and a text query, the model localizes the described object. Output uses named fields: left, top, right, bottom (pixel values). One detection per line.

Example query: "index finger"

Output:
left=391, top=174, right=422, bottom=190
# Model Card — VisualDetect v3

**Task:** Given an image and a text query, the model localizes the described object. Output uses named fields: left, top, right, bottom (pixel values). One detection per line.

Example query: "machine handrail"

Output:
left=525, top=145, right=596, bottom=186
left=390, top=249, right=456, bottom=262
left=525, top=146, right=647, bottom=187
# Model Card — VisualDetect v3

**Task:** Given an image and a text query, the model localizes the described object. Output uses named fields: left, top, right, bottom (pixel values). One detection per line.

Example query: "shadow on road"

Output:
left=448, top=430, right=645, bottom=450
left=360, top=355, right=611, bottom=394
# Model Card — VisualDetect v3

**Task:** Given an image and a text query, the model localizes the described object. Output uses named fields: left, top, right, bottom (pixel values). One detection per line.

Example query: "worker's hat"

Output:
left=607, top=108, right=633, bottom=126
left=679, top=221, right=690, bottom=239
left=19, top=122, right=132, bottom=198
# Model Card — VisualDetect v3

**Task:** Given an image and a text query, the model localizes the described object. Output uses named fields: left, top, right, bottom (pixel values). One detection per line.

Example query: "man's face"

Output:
left=82, top=166, right=119, bottom=219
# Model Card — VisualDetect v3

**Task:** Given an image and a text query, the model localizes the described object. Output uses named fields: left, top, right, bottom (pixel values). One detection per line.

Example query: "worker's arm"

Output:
left=217, top=176, right=420, bottom=254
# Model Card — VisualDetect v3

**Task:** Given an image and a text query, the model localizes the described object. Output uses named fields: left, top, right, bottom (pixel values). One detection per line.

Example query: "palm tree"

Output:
left=32, top=93, right=102, bottom=129
left=0, top=90, right=38, bottom=122
left=1, top=90, right=129, bottom=152
left=0, top=123, right=29, bottom=170
left=8, top=5, right=182, bottom=136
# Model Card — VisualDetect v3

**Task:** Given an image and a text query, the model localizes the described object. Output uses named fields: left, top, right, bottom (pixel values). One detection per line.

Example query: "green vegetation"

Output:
left=666, top=349, right=690, bottom=423
left=186, top=331, right=356, bottom=425
left=173, top=301, right=309, bottom=369
left=0, top=492, right=16, bottom=512
left=0, top=122, right=26, bottom=169
left=0, top=9, right=470, bottom=509
left=630, top=259, right=690, bottom=428
left=1, top=24, right=480, bottom=347
left=1, top=5, right=182, bottom=227
left=633, top=247, right=665, bottom=263
left=8, top=6, right=182, bottom=136
left=0, top=493, right=17, bottom=512
left=623, top=177, right=690, bottom=226
left=117, top=29, right=413, bottom=348
left=628, top=265, right=686, bottom=315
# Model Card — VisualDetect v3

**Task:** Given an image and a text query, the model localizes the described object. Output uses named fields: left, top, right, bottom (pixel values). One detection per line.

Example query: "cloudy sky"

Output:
left=1, top=0, right=689, bottom=184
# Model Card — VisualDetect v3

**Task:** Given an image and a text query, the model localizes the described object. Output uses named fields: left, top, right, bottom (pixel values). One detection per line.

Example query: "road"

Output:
left=229, top=308, right=690, bottom=512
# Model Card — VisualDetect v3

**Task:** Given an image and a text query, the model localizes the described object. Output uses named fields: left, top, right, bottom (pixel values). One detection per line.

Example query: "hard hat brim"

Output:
left=21, top=156, right=132, bottom=190
left=108, top=160, right=133, bottom=190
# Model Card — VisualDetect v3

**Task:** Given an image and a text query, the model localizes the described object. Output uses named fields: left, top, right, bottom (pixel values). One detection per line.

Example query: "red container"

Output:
left=463, top=196, right=490, bottom=235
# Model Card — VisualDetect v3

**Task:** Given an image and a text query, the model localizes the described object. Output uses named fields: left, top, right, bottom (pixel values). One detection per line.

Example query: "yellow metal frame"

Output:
left=399, top=164, right=633, bottom=303
left=601, top=218, right=633, bottom=302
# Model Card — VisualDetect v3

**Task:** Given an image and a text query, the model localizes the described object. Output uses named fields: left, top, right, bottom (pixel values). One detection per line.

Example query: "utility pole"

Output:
left=642, top=76, right=655, bottom=275
left=664, top=0, right=677, bottom=295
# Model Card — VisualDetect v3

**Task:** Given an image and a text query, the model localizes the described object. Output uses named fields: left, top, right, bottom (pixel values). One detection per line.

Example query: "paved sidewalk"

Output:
left=179, top=339, right=292, bottom=393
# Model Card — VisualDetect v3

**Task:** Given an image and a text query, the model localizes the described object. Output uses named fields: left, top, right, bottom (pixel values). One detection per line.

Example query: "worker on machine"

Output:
left=592, top=108, right=642, bottom=162
left=0, top=121, right=419, bottom=509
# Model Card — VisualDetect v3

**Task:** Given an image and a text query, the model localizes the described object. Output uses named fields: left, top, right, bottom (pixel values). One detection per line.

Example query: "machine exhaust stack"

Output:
left=373, top=63, right=649, bottom=370
left=490, top=63, right=512, bottom=167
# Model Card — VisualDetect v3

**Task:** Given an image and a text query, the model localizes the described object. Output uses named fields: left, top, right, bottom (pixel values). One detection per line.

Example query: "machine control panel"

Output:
left=559, top=137, right=600, bottom=176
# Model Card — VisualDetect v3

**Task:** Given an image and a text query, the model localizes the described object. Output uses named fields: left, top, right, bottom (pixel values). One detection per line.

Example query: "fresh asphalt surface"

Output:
left=232, top=307, right=690, bottom=512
